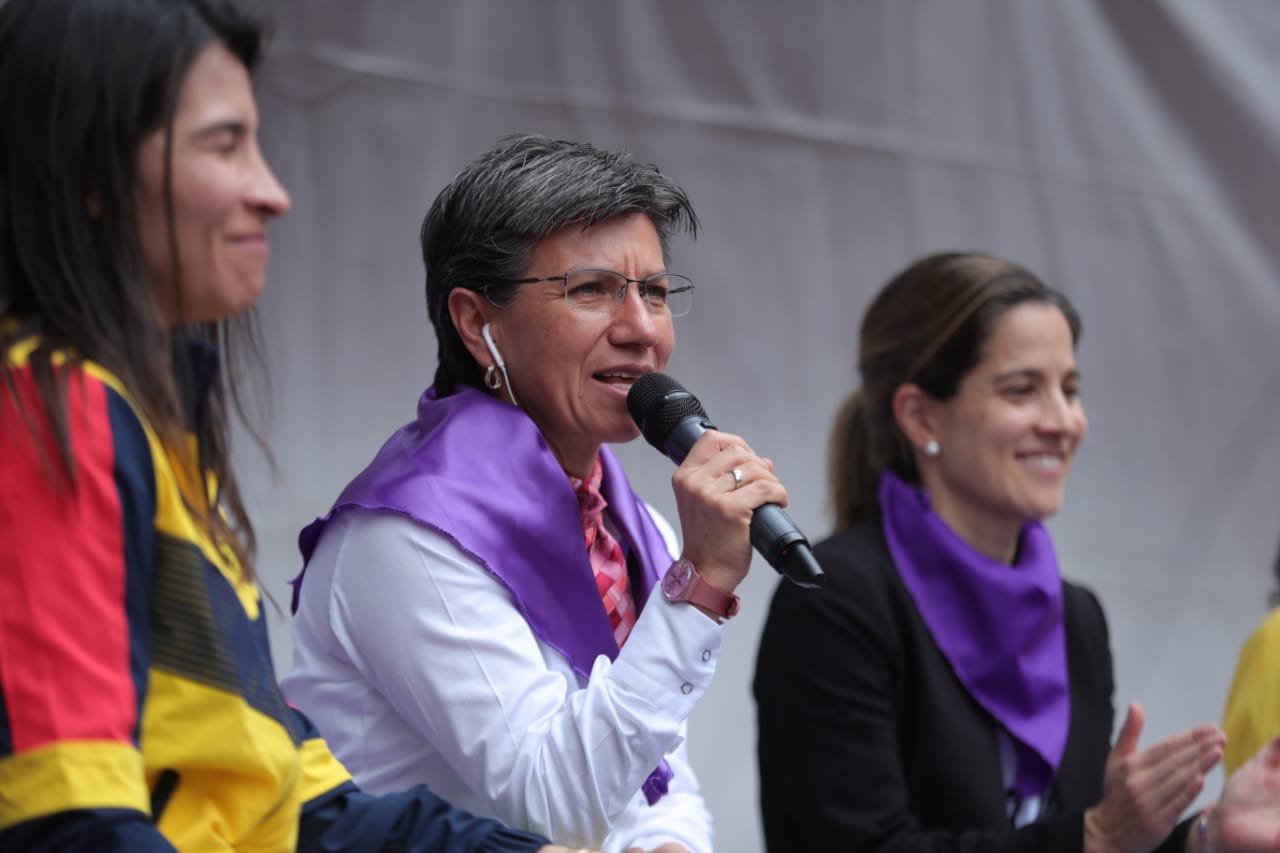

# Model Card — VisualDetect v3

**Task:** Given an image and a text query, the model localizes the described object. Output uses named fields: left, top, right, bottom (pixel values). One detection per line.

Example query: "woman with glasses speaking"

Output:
left=284, top=134, right=786, bottom=853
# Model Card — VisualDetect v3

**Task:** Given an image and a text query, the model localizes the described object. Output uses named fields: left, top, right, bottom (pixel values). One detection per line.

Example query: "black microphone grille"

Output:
left=627, top=373, right=708, bottom=450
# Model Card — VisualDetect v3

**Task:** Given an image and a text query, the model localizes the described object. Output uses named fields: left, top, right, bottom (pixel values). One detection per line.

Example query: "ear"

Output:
left=891, top=383, right=938, bottom=457
left=448, top=288, right=498, bottom=367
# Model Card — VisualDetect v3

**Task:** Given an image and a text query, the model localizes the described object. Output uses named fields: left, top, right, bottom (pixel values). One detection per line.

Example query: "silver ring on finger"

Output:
left=730, top=467, right=745, bottom=490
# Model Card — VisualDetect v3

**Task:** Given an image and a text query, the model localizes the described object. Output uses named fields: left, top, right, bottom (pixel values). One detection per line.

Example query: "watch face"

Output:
left=662, top=560, right=694, bottom=599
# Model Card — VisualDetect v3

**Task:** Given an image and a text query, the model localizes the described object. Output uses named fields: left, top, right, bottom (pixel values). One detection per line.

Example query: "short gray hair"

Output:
left=422, top=133, right=699, bottom=394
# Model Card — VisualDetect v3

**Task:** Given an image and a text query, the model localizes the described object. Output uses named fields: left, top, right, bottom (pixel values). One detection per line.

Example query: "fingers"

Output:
left=678, top=427, right=754, bottom=464
left=671, top=430, right=788, bottom=590
left=1161, top=777, right=1208, bottom=836
left=1108, top=722, right=1224, bottom=837
left=1113, top=701, right=1144, bottom=756
left=1260, top=733, right=1280, bottom=767
left=1095, top=710, right=1227, bottom=853
left=1143, top=759, right=1209, bottom=828
left=718, top=458, right=788, bottom=506
left=675, top=431, right=787, bottom=509
left=1215, top=733, right=1280, bottom=852
left=1137, top=723, right=1225, bottom=768
left=1127, top=724, right=1224, bottom=795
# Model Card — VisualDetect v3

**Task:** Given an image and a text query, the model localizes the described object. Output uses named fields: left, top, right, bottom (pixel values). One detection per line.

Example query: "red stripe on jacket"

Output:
left=0, top=366, right=138, bottom=752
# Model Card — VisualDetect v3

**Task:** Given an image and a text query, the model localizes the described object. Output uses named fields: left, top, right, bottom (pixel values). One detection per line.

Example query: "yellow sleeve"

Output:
left=287, top=706, right=354, bottom=804
left=1223, top=609, right=1280, bottom=775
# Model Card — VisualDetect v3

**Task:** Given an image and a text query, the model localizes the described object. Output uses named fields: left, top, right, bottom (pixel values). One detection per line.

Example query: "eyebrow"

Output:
left=190, top=118, right=250, bottom=141
left=993, top=367, right=1081, bottom=383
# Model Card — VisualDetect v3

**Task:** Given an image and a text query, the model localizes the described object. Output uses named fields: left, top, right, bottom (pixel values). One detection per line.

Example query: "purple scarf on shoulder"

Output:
left=878, top=470, right=1069, bottom=800
left=290, top=385, right=675, bottom=803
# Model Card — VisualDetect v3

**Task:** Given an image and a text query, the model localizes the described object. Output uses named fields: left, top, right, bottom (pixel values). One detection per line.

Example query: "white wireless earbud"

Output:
left=481, top=322, right=518, bottom=406
left=481, top=322, right=506, bottom=370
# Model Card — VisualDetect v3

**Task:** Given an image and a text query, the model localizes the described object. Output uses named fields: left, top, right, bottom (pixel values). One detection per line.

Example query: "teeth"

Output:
left=1021, top=453, right=1063, bottom=469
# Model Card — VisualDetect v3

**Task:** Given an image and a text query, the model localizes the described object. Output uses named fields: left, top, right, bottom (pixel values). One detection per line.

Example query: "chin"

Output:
left=600, top=422, right=642, bottom=446
left=1024, top=496, right=1065, bottom=521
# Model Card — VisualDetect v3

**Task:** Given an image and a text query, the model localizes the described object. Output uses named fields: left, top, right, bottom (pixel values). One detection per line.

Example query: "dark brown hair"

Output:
left=0, top=0, right=268, bottom=577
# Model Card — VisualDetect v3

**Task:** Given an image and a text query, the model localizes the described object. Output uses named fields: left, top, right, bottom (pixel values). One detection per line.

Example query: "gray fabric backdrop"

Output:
left=243, top=2, right=1280, bottom=850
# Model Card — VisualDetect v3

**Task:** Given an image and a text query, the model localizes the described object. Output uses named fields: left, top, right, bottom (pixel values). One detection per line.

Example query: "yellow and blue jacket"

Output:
left=0, top=333, right=548, bottom=852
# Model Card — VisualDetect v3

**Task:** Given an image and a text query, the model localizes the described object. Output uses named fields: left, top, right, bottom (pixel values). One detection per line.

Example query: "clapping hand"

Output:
left=1083, top=701, right=1225, bottom=853
left=1205, top=734, right=1280, bottom=852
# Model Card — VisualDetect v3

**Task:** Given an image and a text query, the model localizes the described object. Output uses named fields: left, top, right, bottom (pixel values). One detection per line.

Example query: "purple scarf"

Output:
left=290, top=385, right=674, bottom=803
left=879, top=470, right=1069, bottom=800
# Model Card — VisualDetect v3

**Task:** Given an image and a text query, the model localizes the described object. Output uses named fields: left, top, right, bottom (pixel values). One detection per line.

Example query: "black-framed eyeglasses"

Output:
left=509, top=268, right=694, bottom=318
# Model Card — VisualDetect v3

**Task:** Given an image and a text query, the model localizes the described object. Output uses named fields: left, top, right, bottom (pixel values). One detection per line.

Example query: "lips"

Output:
left=228, top=233, right=269, bottom=256
left=593, top=368, right=649, bottom=392
left=596, top=374, right=637, bottom=393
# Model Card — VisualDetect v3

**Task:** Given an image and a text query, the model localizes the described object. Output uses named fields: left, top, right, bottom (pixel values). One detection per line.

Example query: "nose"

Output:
left=607, top=282, right=663, bottom=346
left=246, top=142, right=291, bottom=218
left=1039, top=389, right=1085, bottom=438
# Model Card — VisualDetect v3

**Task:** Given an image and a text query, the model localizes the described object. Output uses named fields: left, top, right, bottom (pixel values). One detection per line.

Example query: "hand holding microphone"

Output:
left=628, top=373, right=824, bottom=590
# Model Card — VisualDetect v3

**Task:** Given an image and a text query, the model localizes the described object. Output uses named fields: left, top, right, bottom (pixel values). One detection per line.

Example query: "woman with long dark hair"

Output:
left=0, top=1, right=589, bottom=850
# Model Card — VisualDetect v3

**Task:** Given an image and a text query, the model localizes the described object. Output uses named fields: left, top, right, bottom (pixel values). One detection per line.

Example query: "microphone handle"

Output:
left=661, top=416, right=825, bottom=589
left=749, top=506, right=825, bottom=589
left=661, top=416, right=716, bottom=464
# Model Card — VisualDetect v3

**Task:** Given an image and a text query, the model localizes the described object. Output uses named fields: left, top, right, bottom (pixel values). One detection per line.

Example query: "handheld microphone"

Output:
left=627, top=372, right=824, bottom=589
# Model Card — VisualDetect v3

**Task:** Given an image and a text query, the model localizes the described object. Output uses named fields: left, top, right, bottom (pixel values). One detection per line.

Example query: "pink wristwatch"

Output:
left=661, top=559, right=740, bottom=621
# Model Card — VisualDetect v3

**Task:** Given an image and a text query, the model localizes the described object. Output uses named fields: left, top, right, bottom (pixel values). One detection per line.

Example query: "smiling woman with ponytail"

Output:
left=756, top=251, right=1280, bottom=853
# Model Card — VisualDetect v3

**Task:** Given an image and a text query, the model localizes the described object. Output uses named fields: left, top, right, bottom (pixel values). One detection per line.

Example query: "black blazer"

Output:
left=754, top=518, right=1190, bottom=853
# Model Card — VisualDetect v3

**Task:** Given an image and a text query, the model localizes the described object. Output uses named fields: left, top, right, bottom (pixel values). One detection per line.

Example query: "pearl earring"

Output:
left=924, top=439, right=940, bottom=458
